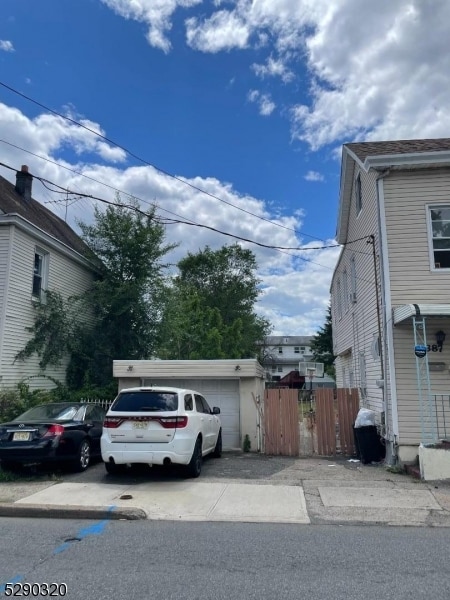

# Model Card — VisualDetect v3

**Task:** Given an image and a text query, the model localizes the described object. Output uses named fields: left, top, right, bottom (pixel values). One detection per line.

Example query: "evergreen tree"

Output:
left=310, top=304, right=335, bottom=379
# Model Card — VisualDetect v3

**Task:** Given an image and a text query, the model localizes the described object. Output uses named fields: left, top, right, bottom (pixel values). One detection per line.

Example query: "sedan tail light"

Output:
left=43, top=424, right=64, bottom=437
left=159, top=416, right=188, bottom=429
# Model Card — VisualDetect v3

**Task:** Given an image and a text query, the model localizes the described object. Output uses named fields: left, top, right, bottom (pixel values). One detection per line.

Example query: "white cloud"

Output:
left=291, top=0, right=450, bottom=148
left=304, top=170, right=324, bottom=182
left=100, top=0, right=202, bottom=53
left=252, top=56, right=294, bottom=83
left=186, top=10, right=249, bottom=52
left=102, top=0, right=450, bottom=148
left=0, top=40, right=14, bottom=52
left=247, top=90, right=276, bottom=116
left=0, top=100, right=335, bottom=335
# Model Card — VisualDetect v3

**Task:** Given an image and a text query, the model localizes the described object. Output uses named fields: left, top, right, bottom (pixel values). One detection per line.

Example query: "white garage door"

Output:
left=142, top=378, right=240, bottom=450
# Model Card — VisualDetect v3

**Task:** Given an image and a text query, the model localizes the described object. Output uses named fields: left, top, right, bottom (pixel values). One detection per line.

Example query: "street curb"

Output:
left=0, top=503, right=147, bottom=520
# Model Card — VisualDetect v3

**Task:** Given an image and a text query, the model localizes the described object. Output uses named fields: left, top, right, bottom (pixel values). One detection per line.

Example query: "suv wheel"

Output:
left=187, top=438, right=202, bottom=478
left=105, top=461, right=127, bottom=475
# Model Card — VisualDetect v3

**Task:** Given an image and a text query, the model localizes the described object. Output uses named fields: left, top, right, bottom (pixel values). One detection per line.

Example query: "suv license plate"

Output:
left=13, top=431, right=30, bottom=441
left=133, top=422, right=148, bottom=429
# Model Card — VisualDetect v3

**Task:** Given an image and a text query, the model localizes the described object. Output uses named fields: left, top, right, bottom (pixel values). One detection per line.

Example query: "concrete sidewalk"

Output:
left=0, top=455, right=449, bottom=526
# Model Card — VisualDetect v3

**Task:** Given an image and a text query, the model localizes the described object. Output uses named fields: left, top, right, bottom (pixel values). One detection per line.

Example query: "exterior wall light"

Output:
left=435, top=330, right=446, bottom=351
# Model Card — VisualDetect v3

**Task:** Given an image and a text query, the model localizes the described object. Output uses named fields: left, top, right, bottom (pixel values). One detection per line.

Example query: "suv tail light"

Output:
left=43, top=424, right=64, bottom=437
left=103, top=417, right=125, bottom=428
left=159, top=416, right=188, bottom=429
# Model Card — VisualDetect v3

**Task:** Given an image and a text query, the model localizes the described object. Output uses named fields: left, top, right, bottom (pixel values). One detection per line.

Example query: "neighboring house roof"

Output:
left=337, top=137, right=450, bottom=244
left=346, top=138, right=450, bottom=165
left=0, top=169, right=90, bottom=258
left=264, top=336, right=313, bottom=346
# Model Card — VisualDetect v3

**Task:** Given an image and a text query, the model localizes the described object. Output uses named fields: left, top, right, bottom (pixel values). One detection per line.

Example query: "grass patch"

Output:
left=0, top=467, right=64, bottom=483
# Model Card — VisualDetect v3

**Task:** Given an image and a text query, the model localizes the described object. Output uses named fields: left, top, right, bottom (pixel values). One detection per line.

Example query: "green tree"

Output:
left=16, top=197, right=175, bottom=392
left=71, top=198, right=176, bottom=387
left=310, top=304, right=335, bottom=379
left=158, top=244, right=271, bottom=359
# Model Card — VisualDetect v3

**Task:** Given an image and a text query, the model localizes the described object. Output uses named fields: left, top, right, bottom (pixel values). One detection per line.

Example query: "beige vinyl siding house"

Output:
left=332, top=139, right=450, bottom=465
left=0, top=166, right=96, bottom=390
left=331, top=167, right=384, bottom=414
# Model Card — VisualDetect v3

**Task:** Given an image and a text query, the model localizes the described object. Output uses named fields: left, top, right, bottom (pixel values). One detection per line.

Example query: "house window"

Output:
left=429, top=206, right=450, bottom=269
left=343, top=268, right=348, bottom=312
left=277, top=366, right=283, bottom=373
left=294, top=347, right=300, bottom=353
left=355, top=173, right=362, bottom=214
left=336, top=279, right=342, bottom=319
left=350, top=256, right=357, bottom=301
left=271, top=365, right=276, bottom=372
left=359, top=352, right=367, bottom=398
left=278, top=347, right=283, bottom=354
left=300, top=346, right=305, bottom=354
left=32, top=248, right=48, bottom=300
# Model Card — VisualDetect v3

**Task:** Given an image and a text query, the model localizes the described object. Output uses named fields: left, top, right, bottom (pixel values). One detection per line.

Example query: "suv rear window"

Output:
left=111, top=391, right=178, bottom=412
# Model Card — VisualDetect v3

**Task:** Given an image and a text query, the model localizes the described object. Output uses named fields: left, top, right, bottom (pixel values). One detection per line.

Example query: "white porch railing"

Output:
left=432, top=394, right=450, bottom=440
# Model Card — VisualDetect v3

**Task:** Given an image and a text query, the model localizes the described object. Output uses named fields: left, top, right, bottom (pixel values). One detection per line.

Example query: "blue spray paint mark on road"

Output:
left=52, top=505, right=117, bottom=555
left=0, top=574, right=24, bottom=594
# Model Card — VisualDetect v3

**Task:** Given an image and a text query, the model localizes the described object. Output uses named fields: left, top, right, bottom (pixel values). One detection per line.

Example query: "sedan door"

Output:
left=83, top=404, right=106, bottom=454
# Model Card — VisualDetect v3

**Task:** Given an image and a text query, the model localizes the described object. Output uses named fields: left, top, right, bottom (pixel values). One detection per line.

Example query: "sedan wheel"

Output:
left=187, top=438, right=202, bottom=478
left=72, top=439, right=91, bottom=472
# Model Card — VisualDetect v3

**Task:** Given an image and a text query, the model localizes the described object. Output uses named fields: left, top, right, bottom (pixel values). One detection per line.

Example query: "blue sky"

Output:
left=1, top=1, right=450, bottom=335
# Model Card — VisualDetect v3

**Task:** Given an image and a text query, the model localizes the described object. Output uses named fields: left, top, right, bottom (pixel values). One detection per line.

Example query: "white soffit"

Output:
left=394, top=304, right=450, bottom=325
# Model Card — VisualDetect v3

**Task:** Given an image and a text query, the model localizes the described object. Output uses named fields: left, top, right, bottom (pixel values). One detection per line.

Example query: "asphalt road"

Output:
left=1, top=517, right=450, bottom=600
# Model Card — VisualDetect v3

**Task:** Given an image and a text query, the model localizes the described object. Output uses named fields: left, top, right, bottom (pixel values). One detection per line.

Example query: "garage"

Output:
left=113, top=359, right=265, bottom=453
left=142, top=378, right=240, bottom=449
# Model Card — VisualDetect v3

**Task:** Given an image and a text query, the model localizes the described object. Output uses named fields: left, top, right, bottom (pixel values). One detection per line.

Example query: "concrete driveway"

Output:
left=1, top=452, right=450, bottom=526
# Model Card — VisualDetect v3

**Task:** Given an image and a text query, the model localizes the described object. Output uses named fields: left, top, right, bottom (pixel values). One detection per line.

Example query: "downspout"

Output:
left=375, top=169, right=399, bottom=463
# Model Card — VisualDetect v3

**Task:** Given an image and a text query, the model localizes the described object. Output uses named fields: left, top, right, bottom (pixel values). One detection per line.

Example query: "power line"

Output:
left=0, top=79, right=330, bottom=242
left=0, top=141, right=370, bottom=254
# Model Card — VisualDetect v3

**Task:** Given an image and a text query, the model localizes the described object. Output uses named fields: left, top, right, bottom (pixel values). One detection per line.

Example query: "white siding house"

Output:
left=261, top=336, right=314, bottom=380
left=0, top=166, right=96, bottom=390
left=331, top=139, right=450, bottom=464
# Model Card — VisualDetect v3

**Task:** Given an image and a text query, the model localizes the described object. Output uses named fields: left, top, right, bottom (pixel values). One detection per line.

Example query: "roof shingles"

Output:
left=0, top=174, right=89, bottom=257
left=345, top=138, right=450, bottom=163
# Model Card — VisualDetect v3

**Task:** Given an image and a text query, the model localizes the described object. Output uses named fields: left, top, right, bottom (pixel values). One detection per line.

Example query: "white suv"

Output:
left=101, top=386, right=222, bottom=477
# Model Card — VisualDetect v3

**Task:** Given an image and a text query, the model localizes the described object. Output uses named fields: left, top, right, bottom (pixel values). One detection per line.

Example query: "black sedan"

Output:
left=0, top=402, right=106, bottom=472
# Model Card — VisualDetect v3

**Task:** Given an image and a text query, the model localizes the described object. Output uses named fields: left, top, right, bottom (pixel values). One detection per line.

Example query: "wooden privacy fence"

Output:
left=263, top=387, right=360, bottom=457
left=263, top=388, right=299, bottom=456
left=315, top=388, right=360, bottom=456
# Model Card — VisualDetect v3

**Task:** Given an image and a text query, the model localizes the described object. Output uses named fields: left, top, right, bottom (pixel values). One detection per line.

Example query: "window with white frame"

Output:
left=349, top=369, right=355, bottom=388
left=277, top=366, right=283, bottom=373
left=355, top=173, right=362, bottom=215
left=336, top=279, right=342, bottom=319
left=32, top=248, right=48, bottom=301
left=350, top=255, right=357, bottom=301
left=359, top=352, right=367, bottom=398
left=343, top=268, right=348, bottom=312
left=294, top=347, right=300, bottom=353
left=428, top=206, right=450, bottom=269
left=278, top=347, right=283, bottom=354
